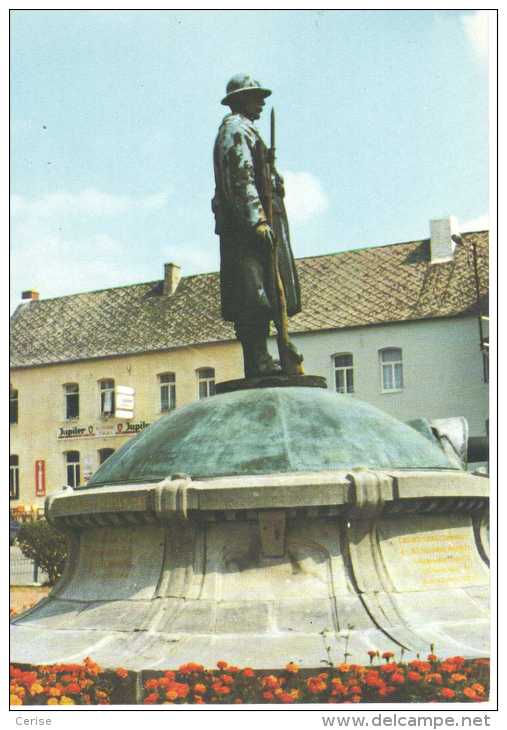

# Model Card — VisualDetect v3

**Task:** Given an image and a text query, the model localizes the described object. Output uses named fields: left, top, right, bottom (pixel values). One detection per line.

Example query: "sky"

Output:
left=10, top=9, right=491, bottom=310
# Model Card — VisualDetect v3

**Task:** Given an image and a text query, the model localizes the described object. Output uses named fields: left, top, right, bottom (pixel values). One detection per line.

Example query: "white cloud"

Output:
left=11, top=188, right=169, bottom=219
left=461, top=11, right=489, bottom=61
left=281, top=171, right=329, bottom=224
left=460, top=213, right=489, bottom=232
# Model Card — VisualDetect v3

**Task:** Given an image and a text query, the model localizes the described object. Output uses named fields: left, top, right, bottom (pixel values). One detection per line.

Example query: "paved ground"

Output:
left=10, top=585, right=51, bottom=616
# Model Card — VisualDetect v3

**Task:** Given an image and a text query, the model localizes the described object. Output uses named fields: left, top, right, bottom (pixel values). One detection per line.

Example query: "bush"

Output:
left=16, top=519, right=68, bottom=586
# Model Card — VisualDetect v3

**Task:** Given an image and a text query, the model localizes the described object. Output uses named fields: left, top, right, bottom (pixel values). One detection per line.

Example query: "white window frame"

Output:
left=379, top=347, right=404, bottom=393
left=65, top=450, right=81, bottom=488
left=64, top=382, right=79, bottom=420
left=99, top=379, right=115, bottom=417
left=10, top=455, right=19, bottom=499
left=333, top=353, right=354, bottom=394
left=197, top=368, right=216, bottom=399
left=159, top=372, right=176, bottom=412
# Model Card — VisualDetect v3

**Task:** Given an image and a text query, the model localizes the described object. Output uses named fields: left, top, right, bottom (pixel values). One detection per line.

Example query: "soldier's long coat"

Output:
left=212, top=113, right=301, bottom=324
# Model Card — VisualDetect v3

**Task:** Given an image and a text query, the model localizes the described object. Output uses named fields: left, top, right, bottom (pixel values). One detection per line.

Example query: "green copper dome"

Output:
left=85, top=387, right=459, bottom=487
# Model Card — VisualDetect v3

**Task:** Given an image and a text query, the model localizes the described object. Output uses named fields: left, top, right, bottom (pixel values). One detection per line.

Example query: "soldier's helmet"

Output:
left=221, top=74, right=272, bottom=106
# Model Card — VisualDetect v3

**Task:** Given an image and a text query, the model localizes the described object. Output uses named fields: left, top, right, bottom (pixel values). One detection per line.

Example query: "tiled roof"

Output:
left=10, top=231, right=489, bottom=368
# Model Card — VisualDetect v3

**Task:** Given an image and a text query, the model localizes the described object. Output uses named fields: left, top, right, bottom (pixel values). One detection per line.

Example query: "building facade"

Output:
left=10, top=222, right=488, bottom=508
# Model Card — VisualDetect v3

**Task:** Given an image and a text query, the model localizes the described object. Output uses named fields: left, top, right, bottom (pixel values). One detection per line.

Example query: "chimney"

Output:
left=21, top=290, right=39, bottom=301
left=163, top=263, right=181, bottom=295
left=429, top=216, right=459, bottom=264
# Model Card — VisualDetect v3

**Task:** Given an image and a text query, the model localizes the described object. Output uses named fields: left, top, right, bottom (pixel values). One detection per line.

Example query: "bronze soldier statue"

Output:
left=212, top=73, right=303, bottom=379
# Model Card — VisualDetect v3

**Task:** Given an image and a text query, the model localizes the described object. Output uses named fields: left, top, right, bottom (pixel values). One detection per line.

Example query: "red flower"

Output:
left=439, top=687, right=456, bottom=700
left=380, top=662, right=398, bottom=675
left=262, top=690, right=274, bottom=701
left=463, top=687, right=480, bottom=701
left=242, top=668, right=255, bottom=678
left=115, top=668, right=128, bottom=680
left=407, top=671, right=423, bottom=683
left=143, top=692, right=159, bottom=704
left=220, top=674, right=234, bottom=685
left=382, top=651, right=394, bottom=661
left=216, top=661, right=228, bottom=670
left=144, top=678, right=159, bottom=689
left=307, top=677, right=327, bottom=694
left=178, top=662, right=204, bottom=675
left=427, top=654, right=438, bottom=662
left=390, top=672, right=405, bottom=685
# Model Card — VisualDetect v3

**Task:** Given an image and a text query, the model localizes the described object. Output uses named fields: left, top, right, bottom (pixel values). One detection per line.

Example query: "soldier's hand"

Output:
left=255, top=223, right=275, bottom=250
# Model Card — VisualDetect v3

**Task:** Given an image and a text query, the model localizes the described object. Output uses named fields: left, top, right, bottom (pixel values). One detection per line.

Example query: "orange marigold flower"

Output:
left=65, top=682, right=81, bottom=694
left=166, top=690, right=178, bottom=701
left=164, top=670, right=176, bottom=680
left=448, top=656, right=465, bottom=667
left=242, top=667, right=255, bottom=677
left=179, top=662, right=204, bottom=675
left=307, top=677, right=327, bottom=694
left=227, top=665, right=240, bottom=674
left=409, top=660, right=431, bottom=673
left=261, top=674, right=280, bottom=689
left=450, top=673, right=467, bottom=683
left=115, top=668, right=129, bottom=679
left=144, top=677, right=159, bottom=689
left=285, top=661, right=300, bottom=674
left=233, top=698, right=243, bottom=704
left=193, top=683, right=207, bottom=695
left=221, top=674, right=234, bottom=685
left=215, top=685, right=231, bottom=695
left=174, top=682, right=190, bottom=698
left=194, top=696, right=205, bottom=704
left=143, top=692, right=159, bottom=704
left=390, top=672, right=405, bottom=685
left=157, top=677, right=171, bottom=688
left=348, top=685, right=362, bottom=695
left=407, top=671, right=422, bottom=682
left=337, top=663, right=351, bottom=673
left=378, top=686, right=397, bottom=698
left=463, top=687, right=480, bottom=701
left=48, top=687, right=62, bottom=697
left=95, top=690, right=108, bottom=699
left=382, top=651, right=394, bottom=660
left=280, top=691, right=296, bottom=703
left=364, top=671, right=384, bottom=688
left=380, top=662, right=398, bottom=674
left=471, top=683, right=485, bottom=695
left=439, top=687, right=456, bottom=699
left=262, top=690, right=274, bottom=701
left=216, top=660, right=228, bottom=669
left=10, top=694, right=23, bottom=706
left=351, top=695, right=362, bottom=703
left=427, top=654, right=438, bottom=662
left=425, top=673, right=443, bottom=685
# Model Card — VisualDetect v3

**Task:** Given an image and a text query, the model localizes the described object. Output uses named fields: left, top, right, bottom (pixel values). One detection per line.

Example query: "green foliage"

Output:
left=16, top=520, right=68, bottom=586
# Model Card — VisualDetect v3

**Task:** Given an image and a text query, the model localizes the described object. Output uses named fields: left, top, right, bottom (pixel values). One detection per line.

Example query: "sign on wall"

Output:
left=115, top=385, right=135, bottom=420
left=35, top=459, right=46, bottom=497
left=57, top=420, right=150, bottom=440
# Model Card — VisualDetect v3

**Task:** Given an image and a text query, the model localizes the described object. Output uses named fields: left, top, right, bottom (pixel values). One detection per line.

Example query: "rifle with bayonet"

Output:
left=264, top=109, right=304, bottom=376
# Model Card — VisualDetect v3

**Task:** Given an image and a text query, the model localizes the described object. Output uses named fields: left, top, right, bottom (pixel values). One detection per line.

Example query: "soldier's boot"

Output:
left=251, top=334, right=282, bottom=377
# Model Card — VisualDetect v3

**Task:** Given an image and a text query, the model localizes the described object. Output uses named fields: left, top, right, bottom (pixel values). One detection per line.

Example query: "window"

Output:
left=483, top=351, right=489, bottom=384
left=197, top=368, right=216, bottom=399
left=10, top=388, right=18, bottom=424
left=64, top=383, right=79, bottom=419
left=9, top=455, right=19, bottom=499
left=65, top=451, right=81, bottom=488
left=334, top=354, right=354, bottom=394
left=159, top=372, right=176, bottom=412
left=99, top=379, right=115, bottom=416
left=98, top=448, right=115, bottom=465
left=380, top=348, right=403, bottom=392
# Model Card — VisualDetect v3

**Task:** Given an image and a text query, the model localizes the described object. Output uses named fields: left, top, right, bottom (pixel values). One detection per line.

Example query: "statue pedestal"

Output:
left=11, top=388, right=489, bottom=695
left=215, top=374, right=327, bottom=394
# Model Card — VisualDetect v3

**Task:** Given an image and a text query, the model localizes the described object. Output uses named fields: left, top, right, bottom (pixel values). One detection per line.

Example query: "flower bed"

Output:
left=10, top=653, right=489, bottom=705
